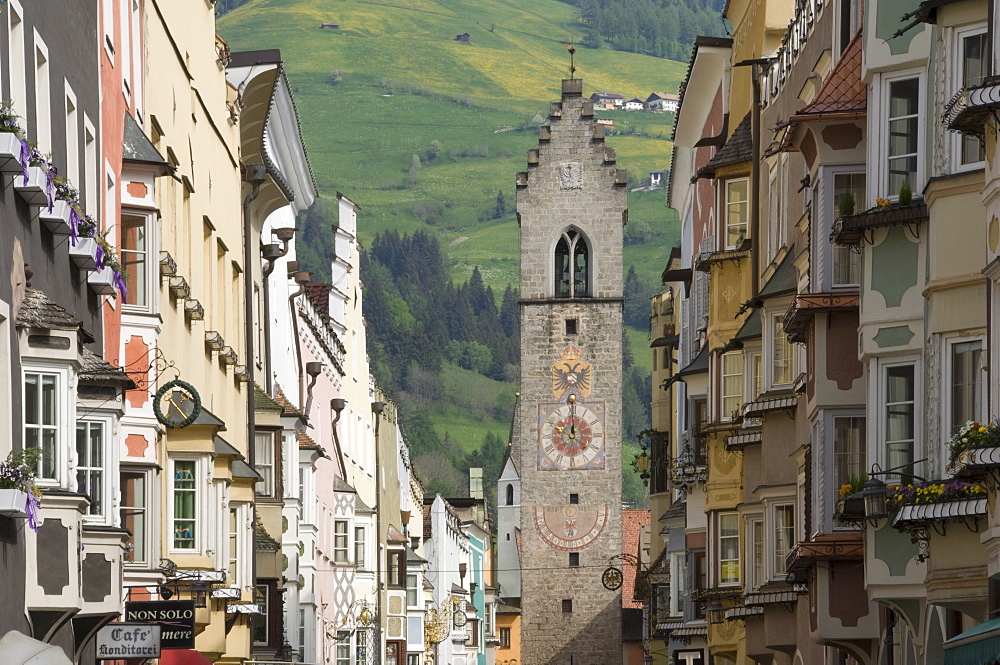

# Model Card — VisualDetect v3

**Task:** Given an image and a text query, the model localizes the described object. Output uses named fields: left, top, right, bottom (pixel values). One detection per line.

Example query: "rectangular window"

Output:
left=569, top=493, right=579, bottom=505
left=76, top=421, right=105, bottom=517
left=228, top=507, right=239, bottom=584
left=65, top=89, right=79, bottom=190
left=253, top=584, right=270, bottom=645
left=388, top=550, right=405, bottom=587
left=298, top=608, right=306, bottom=662
left=121, top=471, right=147, bottom=564
left=833, top=416, right=866, bottom=505
left=172, top=460, right=197, bottom=550
left=84, top=119, right=97, bottom=215
left=569, top=552, right=580, bottom=567
left=721, top=351, right=744, bottom=420
left=103, top=0, right=115, bottom=57
left=24, top=372, right=58, bottom=480
left=255, top=431, right=275, bottom=497
left=838, top=0, right=861, bottom=54
left=959, top=31, right=987, bottom=165
left=750, top=518, right=765, bottom=590
left=354, top=526, right=366, bottom=569
left=499, top=628, right=511, bottom=649
left=725, top=179, right=749, bottom=249
left=885, top=365, right=916, bottom=477
left=750, top=353, right=763, bottom=401
left=718, top=512, right=740, bottom=586
left=336, top=633, right=351, bottom=665
left=562, top=599, right=573, bottom=613
left=773, top=504, right=795, bottom=578
left=334, top=520, right=349, bottom=563
left=467, top=618, right=480, bottom=647
left=130, top=0, right=143, bottom=122
left=121, top=213, right=149, bottom=309
left=9, top=2, right=26, bottom=120
left=887, top=78, right=919, bottom=196
left=833, top=173, right=864, bottom=286
left=951, top=340, right=983, bottom=432
left=772, top=314, right=794, bottom=385
left=120, top=0, right=131, bottom=98
left=406, top=574, right=419, bottom=607
left=34, top=37, right=50, bottom=153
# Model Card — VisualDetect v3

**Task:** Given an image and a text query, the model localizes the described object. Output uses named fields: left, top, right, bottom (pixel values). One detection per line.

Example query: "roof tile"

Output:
left=796, top=33, right=865, bottom=116
left=15, top=288, right=94, bottom=342
left=700, top=113, right=752, bottom=177
left=622, top=509, right=651, bottom=609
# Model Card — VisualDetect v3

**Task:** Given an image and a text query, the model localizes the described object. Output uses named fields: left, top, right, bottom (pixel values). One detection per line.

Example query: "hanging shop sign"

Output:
left=95, top=623, right=161, bottom=660
left=123, top=600, right=196, bottom=649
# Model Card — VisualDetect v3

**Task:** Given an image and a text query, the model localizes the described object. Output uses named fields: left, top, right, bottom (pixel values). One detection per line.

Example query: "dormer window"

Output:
left=555, top=229, right=590, bottom=298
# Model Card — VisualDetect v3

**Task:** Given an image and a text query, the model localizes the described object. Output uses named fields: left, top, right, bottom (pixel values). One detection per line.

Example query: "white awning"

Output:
left=0, top=631, right=73, bottom=665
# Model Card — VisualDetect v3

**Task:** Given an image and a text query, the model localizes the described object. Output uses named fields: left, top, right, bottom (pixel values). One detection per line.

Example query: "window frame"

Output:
left=720, top=351, right=744, bottom=421
left=769, top=502, right=795, bottom=580
left=120, top=467, right=151, bottom=567
left=499, top=627, right=511, bottom=649
left=406, top=573, right=419, bottom=608
left=388, top=550, right=406, bottom=588
left=76, top=416, right=113, bottom=522
left=23, top=367, right=67, bottom=486
left=952, top=24, right=988, bottom=171
left=254, top=430, right=277, bottom=498
left=746, top=516, right=765, bottom=591
left=724, top=178, right=749, bottom=250
left=717, top=512, right=741, bottom=587
left=334, top=520, right=349, bottom=564
left=831, top=172, right=865, bottom=287
left=120, top=210, right=156, bottom=313
left=554, top=228, right=591, bottom=298
left=831, top=413, right=867, bottom=524
left=169, top=457, right=200, bottom=553
left=875, top=358, right=921, bottom=481
left=33, top=31, right=51, bottom=153
left=354, top=525, right=366, bottom=570
left=880, top=71, right=924, bottom=199
left=944, top=335, right=986, bottom=438
left=767, top=311, right=796, bottom=388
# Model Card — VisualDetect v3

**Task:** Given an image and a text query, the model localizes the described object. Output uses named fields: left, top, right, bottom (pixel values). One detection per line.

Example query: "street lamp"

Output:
left=861, top=476, right=890, bottom=523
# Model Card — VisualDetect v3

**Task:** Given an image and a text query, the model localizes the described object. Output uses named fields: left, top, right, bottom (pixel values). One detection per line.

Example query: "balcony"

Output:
left=782, top=291, right=859, bottom=343
left=785, top=533, right=864, bottom=573
left=831, top=199, right=929, bottom=245
left=942, top=76, right=1000, bottom=136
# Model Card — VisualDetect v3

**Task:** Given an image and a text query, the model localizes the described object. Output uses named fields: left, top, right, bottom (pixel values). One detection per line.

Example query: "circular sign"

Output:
left=602, top=566, right=623, bottom=591
left=153, top=379, right=202, bottom=429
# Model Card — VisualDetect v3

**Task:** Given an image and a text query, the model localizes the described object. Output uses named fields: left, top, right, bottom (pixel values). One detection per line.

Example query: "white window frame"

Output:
left=103, top=0, right=116, bottom=59
left=831, top=171, right=865, bottom=288
left=334, top=519, right=349, bottom=564
left=119, top=0, right=131, bottom=102
left=717, top=512, right=740, bottom=587
left=746, top=516, right=765, bottom=591
left=952, top=24, right=987, bottom=171
left=830, top=412, right=866, bottom=523
left=120, top=209, right=157, bottom=313
left=84, top=116, right=97, bottom=216
left=8, top=0, right=26, bottom=121
left=668, top=552, right=686, bottom=617
left=747, top=351, right=762, bottom=403
left=64, top=85, right=79, bottom=190
left=724, top=178, right=749, bottom=250
left=120, top=466, right=152, bottom=567
left=833, top=0, right=862, bottom=56
left=22, top=364, right=72, bottom=489
left=878, top=70, right=925, bottom=200
left=406, top=573, right=419, bottom=608
left=769, top=502, right=795, bottom=580
left=33, top=32, right=50, bottom=153
left=943, top=335, right=986, bottom=439
left=76, top=416, right=113, bottom=523
left=130, top=0, right=143, bottom=123
left=254, top=431, right=275, bottom=498
left=354, top=524, right=366, bottom=569
left=721, top=351, right=744, bottom=421
left=169, top=457, right=201, bottom=553
left=766, top=311, right=796, bottom=389
left=874, top=357, right=921, bottom=481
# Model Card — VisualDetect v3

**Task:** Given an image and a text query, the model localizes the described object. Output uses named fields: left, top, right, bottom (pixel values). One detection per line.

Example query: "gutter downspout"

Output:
left=243, top=162, right=267, bottom=608
left=372, top=400, right=386, bottom=665
left=750, top=62, right=763, bottom=298
left=288, top=271, right=312, bottom=411
left=261, top=231, right=292, bottom=393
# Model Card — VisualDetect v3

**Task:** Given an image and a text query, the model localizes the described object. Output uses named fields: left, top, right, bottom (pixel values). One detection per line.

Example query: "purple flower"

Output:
left=94, top=243, right=104, bottom=271
left=68, top=205, right=80, bottom=245
left=114, top=272, right=128, bottom=303
left=19, top=140, right=29, bottom=184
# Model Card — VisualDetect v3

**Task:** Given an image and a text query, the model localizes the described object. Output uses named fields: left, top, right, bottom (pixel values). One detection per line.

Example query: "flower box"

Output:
left=88, top=267, right=117, bottom=295
left=39, top=200, right=73, bottom=236
left=69, top=237, right=99, bottom=271
left=0, top=132, right=23, bottom=175
left=14, top=165, right=49, bottom=206
left=835, top=494, right=866, bottom=522
left=0, top=488, right=28, bottom=517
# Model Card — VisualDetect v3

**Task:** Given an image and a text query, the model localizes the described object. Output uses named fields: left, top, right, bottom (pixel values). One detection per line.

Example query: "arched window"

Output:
left=505, top=484, right=514, bottom=506
left=555, top=229, right=590, bottom=298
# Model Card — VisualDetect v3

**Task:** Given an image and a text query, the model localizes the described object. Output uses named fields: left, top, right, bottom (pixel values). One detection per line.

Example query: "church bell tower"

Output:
left=514, top=78, right=626, bottom=665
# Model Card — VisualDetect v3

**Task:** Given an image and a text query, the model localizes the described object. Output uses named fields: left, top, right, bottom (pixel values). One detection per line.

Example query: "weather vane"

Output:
left=566, top=43, right=576, bottom=79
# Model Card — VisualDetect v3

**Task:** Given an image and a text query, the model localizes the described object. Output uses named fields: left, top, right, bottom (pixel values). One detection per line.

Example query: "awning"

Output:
left=0, top=631, right=73, bottom=665
left=159, top=649, right=214, bottom=665
left=944, top=616, right=1000, bottom=665
left=672, top=625, right=708, bottom=637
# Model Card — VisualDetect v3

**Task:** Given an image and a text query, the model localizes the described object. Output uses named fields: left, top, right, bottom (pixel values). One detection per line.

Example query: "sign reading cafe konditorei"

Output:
left=123, top=600, right=196, bottom=649
left=95, top=623, right=162, bottom=660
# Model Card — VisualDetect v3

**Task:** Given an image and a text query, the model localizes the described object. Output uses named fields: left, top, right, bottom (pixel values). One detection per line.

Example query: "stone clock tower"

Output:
left=514, top=78, right=625, bottom=665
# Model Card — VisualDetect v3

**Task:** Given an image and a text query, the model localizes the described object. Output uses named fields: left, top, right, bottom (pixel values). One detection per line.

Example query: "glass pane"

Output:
left=555, top=237, right=570, bottom=297
left=24, top=374, right=39, bottom=424
left=728, top=179, right=748, bottom=202
left=951, top=341, right=982, bottom=430
left=122, top=215, right=147, bottom=308
left=42, top=374, right=57, bottom=425
left=77, top=423, right=88, bottom=463
left=963, top=33, right=987, bottom=87
left=889, top=79, right=919, bottom=118
left=89, top=470, right=102, bottom=514
left=90, top=423, right=103, bottom=466
left=720, top=513, right=738, bottom=536
left=573, top=240, right=589, bottom=297
left=175, top=461, right=196, bottom=489
left=886, top=366, right=914, bottom=403
left=888, top=117, right=918, bottom=157
left=42, top=429, right=57, bottom=478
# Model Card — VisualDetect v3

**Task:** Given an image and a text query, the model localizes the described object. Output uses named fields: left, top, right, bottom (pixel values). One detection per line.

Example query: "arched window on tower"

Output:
left=554, top=229, right=590, bottom=298
left=505, top=484, right=514, bottom=506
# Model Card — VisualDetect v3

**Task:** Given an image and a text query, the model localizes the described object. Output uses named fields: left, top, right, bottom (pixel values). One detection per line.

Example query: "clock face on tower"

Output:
left=538, top=397, right=606, bottom=470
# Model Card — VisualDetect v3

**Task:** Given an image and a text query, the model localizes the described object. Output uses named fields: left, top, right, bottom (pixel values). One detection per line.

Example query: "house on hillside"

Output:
left=649, top=169, right=669, bottom=187
left=646, top=92, right=679, bottom=112
left=456, top=32, right=471, bottom=42
left=624, top=98, right=645, bottom=110
left=594, top=117, right=615, bottom=128
left=590, top=92, right=624, bottom=109
left=320, top=22, right=339, bottom=29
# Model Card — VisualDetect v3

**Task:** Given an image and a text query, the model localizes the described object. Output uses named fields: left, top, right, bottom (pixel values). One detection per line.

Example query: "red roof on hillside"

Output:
left=622, top=509, right=651, bottom=609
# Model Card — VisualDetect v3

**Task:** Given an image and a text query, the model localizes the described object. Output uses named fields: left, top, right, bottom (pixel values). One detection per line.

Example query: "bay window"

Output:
left=771, top=314, right=795, bottom=386
left=950, top=339, right=984, bottom=434
left=833, top=416, right=866, bottom=506
left=957, top=28, right=987, bottom=166
left=334, top=520, right=349, bottom=563
left=121, top=470, right=148, bottom=565
left=832, top=173, right=864, bottom=286
left=228, top=507, right=239, bottom=583
left=121, top=212, right=152, bottom=310
left=772, top=504, right=795, bottom=579
left=355, top=525, right=366, bottom=569
left=725, top=179, right=749, bottom=249
left=24, top=371, right=59, bottom=481
left=749, top=518, right=765, bottom=590
left=718, top=512, right=740, bottom=586
left=255, top=431, right=275, bottom=498
left=172, top=459, right=197, bottom=550
left=406, top=574, right=419, bottom=607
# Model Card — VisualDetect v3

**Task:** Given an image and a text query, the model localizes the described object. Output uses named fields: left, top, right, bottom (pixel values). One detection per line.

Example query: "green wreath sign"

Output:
left=153, top=379, right=202, bottom=429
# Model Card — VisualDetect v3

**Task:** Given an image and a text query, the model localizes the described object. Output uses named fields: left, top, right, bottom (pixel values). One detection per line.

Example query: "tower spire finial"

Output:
left=566, top=43, right=576, bottom=79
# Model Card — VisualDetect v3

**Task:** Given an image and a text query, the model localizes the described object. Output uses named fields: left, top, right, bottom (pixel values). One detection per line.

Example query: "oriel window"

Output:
left=555, top=229, right=590, bottom=298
